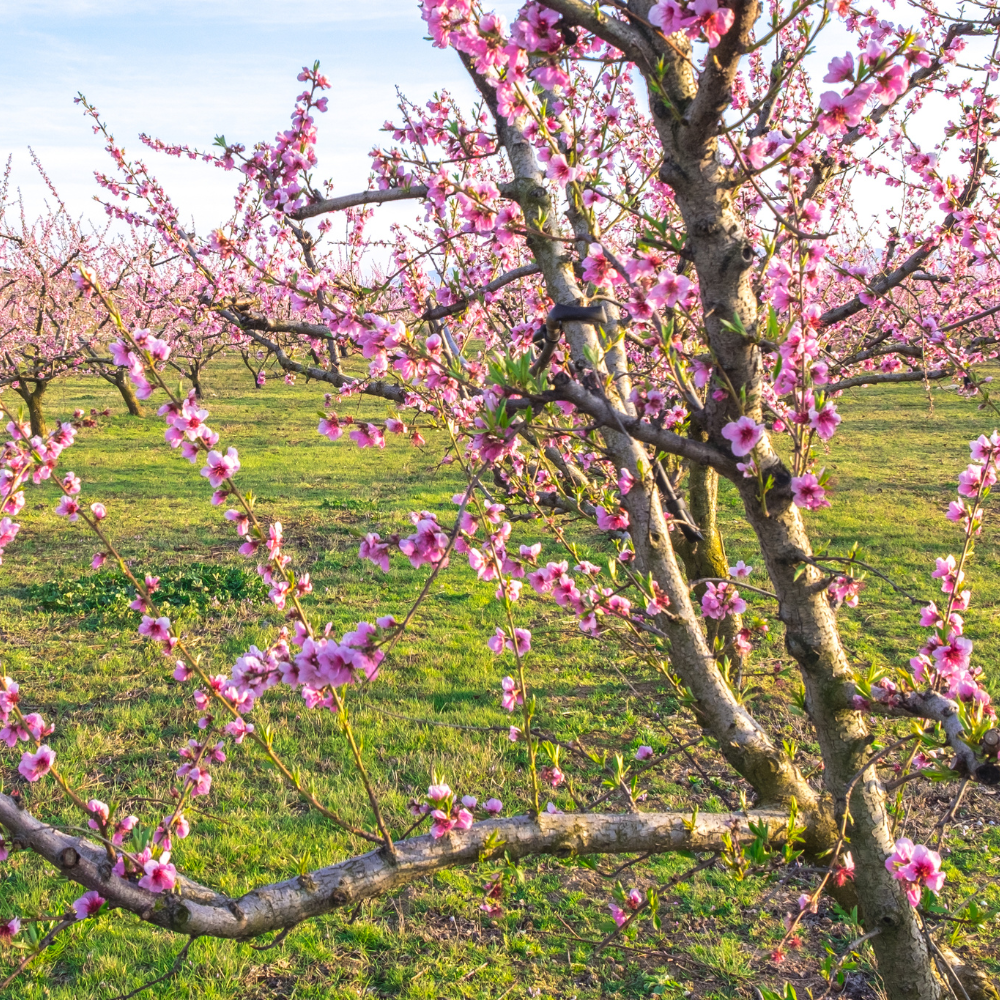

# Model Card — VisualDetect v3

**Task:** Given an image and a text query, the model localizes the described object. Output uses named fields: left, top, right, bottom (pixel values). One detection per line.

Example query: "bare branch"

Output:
left=421, top=264, right=542, bottom=321
left=825, top=369, right=950, bottom=393
left=0, top=793, right=793, bottom=940
left=288, top=186, right=430, bottom=221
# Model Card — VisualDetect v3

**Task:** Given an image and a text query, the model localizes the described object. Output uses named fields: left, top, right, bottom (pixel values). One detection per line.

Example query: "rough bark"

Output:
left=460, top=52, right=820, bottom=823
left=0, top=791, right=789, bottom=939
left=12, top=378, right=47, bottom=438
left=112, top=368, right=144, bottom=417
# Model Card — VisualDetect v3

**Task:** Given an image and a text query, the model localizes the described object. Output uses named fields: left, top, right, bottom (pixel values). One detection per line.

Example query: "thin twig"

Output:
left=0, top=917, right=75, bottom=991
left=110, top=937, right=198, bottom=1000
left=249, top=927, right=292, bottom=951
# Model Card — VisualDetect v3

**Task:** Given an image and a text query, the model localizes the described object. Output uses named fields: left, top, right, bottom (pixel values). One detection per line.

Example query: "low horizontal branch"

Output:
left=826, top=369, right=950, bottom=392
left=0, top=796, right=790, bottom=941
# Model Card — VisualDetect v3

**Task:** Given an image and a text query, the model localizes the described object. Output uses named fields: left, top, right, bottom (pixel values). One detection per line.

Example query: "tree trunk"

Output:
left=672, top=453, right=744, bottom=659
left=13, top=379, right=47, bottom=438
left=113, top=369, right=144, bottom=417
left=189, top=365, right=204, bottom=399
left=463, top=52, right=820, bottom=823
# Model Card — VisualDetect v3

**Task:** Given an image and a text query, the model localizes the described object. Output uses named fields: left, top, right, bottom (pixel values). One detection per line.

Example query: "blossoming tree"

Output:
left=3, top=0, right=1000, bottom=996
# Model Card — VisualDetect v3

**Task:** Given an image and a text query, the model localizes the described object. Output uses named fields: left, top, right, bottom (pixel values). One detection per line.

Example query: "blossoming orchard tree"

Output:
left=0, top=162, right=181, bottom=432
left=2, top=0, right=1000, bottom=996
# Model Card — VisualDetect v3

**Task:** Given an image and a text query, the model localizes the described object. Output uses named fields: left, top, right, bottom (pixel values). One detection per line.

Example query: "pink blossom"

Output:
left=817, top=85, right=873, bottom=134
left=484, top=798, right=503, bottom=815
left=72, top=890, right=105, bottom=921
left=701, top=581, right=747, bottom=620
left=86, top=798, right=109, bottom=830
left=873, top=62, right=908, bottom=104
left=648, top=0, right=691, bottom=36
left=791, top=473, right=831, bottom=510
left=686, top=0, right=734, bottom=46
left=596, top=506, right=629, bottom=531
left=350, top=424, right=386, bottom=449
left=138, top=853, right=178, bottom=893
left=730, top=560, right=752, bottom=578
left=112, top=815, right=138, bottom=846
left=721, top=417, right=763, bottom=457
left=824, top=53, right=855, bottom=83
left=90, top=503, right=107, bottom=520
left=635, top=745, right=653, bottom=761
left=886, top=839, right=945, bottom=906
left=500, top=675, right=525, bottom=711
left=427, top=783, right=452, bottom=802
left=545, top=154, right=576, bottom=185
left=429, top=809, right=456, bottom=838
left=0, top=918, right=20, bottom=943
left=200, top=448, right=240, bottom=488
left=618, top=468, right=635, bottom=495
left=18, top=744, right=55, bottom=782
left=318, top=414, right=343, bottom=440
left=55, top=496, right=81, bottom=521
left=139, top=615, right=171, bottom=643
left=808, top=402, right=841, bottom=441
left=828, top=575, right=863, bottom=608
left=399, top=513, right=450, bottom=569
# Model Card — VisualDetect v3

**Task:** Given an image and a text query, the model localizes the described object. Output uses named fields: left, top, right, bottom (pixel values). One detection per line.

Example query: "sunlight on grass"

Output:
left=1, top=363, right=999, bottom=998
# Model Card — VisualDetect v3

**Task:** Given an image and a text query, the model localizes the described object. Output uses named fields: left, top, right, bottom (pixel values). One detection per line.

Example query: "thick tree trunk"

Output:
left=13, top=379, right=47, bottom=438
left=189, top=364, right=204, bottom=399
left=672, top=455, right=744, bottom=658
left=113, top=369, right=144, bottom=417
left=462, top=53, right=820, bottom=824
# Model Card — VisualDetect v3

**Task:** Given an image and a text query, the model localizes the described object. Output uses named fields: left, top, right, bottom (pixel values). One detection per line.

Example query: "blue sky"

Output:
left=0, top=0, right=514, bottom=231
left=1, top=0, right=964, bottom=240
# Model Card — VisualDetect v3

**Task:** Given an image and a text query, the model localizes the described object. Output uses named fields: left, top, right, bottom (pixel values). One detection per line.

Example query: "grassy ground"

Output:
left=1, top=360, right=999, bottom=1000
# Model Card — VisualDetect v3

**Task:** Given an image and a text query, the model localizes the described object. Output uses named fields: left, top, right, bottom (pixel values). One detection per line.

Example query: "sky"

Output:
left=0, top=0, right=975, bottom=243
left=0, top=0, right=519, bottom=234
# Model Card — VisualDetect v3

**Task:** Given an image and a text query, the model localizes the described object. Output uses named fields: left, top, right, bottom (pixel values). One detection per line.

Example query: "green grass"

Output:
left=2, top=361, right=1000, bottom=999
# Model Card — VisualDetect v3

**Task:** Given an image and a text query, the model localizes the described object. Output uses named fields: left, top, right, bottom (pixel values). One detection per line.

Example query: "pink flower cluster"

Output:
left=408, top=781, right=502, bottom=838
left=885, top=838, right=945, bottom=906
left=528, top=558, right=633, bottom=637
left=648, top=0, right=735, bottom=49
left=907, top=434, right=998, bottom=711
left=1, top=676, right=57, bottom=782
left=700, top=581, right=747, bottom=620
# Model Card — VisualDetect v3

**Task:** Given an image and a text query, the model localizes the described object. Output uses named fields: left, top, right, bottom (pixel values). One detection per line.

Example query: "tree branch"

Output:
left=288, top=186, right=430, bottom=222
left=218, top=312, right=409, bottom=404
left=0, top=795, right=792, bottom=940
left=421, top=264, right=542, bottom=321
left=824, top=369, right=950, bottom=393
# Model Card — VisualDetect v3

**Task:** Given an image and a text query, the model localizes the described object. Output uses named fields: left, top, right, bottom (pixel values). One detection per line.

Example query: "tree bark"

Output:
left=0, top=790, right=790, bottom=939
left=112, top=368, right=144, bottom=417
left=12, top=379, right=47, bottom=438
